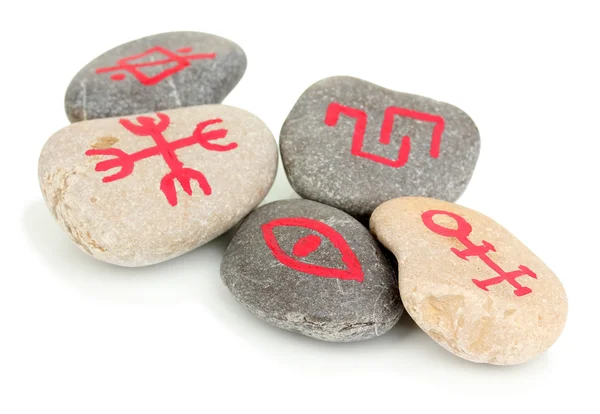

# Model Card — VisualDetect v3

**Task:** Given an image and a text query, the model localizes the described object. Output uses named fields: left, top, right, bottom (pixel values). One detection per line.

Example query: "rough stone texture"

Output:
left=39, top=105, right=278, bottom=267
left=370, top=197, right=568, bottom=365
left=65, top=31, right=247, bottom=122
left=280, top=76, right=480, bottom=219
left=221, top=199, right=403, bottom=341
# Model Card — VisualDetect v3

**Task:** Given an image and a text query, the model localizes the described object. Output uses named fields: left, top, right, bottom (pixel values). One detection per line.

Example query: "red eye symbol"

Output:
left=261, top=217, right=364, bottom=282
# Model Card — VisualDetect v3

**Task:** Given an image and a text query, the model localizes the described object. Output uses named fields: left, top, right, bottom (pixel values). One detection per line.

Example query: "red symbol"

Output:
left=261, top=217, right=364, bottom=282
left=85, top=113, right=237, bottom=206
left=324, top=102, right=445, bottom=168
left=95, top=46, right=216, bottom=85
left=421, top=210, right=537, bottom=297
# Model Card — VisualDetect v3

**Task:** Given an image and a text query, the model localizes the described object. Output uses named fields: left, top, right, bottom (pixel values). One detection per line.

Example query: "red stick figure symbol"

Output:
left=324, top=102, right=445, bottom=168
left=421, top=210, right=537, bottom=297
left=262, top=217, right=364, bottom=282
left=85, top=113, right=237, bottom=206
left=96, top=46, right=216, bottom=85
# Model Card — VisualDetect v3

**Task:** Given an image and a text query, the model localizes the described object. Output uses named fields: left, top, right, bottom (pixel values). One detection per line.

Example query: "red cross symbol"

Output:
left=95, top=46, right=216, bottom=85
left=421, top=209, right=537, bottom=297
left=85, top=113, right=237, bottom=206
left=324, top=102, right=445, bottom=168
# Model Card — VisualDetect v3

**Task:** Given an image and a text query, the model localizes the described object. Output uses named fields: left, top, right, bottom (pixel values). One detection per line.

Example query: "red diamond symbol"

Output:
left=96, top=46, right=216, bottom=86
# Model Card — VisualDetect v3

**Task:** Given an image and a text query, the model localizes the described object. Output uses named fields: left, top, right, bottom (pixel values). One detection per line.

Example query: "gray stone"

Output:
left=65, top=31, right=247, bottom=122
left=39, top=105, right=278, bottom=267
left=221, top=199, right=403, bottom=342
left=280, top=76, right=480, bottom=220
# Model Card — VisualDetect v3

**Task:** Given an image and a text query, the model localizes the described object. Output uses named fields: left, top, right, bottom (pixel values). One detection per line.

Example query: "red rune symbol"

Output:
left=95, top=46, right=216, bottom=85
left=261, top=217, right=364, bottom=282
left=85, top=113, right=237, bottom=206
left=421, top=210, right=537, bottom=297
left=324, top=102, right=445, bottom=168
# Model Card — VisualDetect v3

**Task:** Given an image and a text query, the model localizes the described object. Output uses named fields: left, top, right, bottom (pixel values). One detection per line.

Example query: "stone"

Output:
left=280, top=76, right=480, bottom=219
left=65, top=31, right=247, bottom=122
left=370, top=197, right=568, bottom=365
left=38, top=105, right=278, bottom=267
left=221, top=199, right=403, bottom=342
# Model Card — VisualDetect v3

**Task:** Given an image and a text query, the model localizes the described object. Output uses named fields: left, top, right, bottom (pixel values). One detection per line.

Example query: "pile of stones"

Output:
left=38, top=31, right=567, bottom=366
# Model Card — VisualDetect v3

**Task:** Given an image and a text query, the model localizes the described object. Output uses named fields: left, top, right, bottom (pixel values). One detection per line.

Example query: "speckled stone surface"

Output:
left=65, top=31, right=247, bottom=122
left=221, top=199, right=403, bottom=342
left=39, top=105, right=278, bottom=267
left=280, top=76, right=480, bottom=219
left=370, top=197, right=568, bottom=365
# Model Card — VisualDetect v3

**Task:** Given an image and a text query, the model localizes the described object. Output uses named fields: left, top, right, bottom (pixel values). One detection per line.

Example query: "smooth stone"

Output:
left=221, top=199, right=403, bottom=341
left=370, top=197, right=568, bottom=365
left=280, top=76, right=480, bottom=219
left=65, top=31, right=247, bottom=122
left=39, top=105, right=278, bottom=267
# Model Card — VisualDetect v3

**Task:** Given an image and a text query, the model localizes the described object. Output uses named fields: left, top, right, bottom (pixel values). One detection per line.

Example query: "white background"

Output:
left=1, top=1, right=598, bottom=412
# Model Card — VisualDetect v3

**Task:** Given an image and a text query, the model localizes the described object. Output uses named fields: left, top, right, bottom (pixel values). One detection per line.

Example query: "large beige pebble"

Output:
left=39, top=105, right=278, bottom=267
left=370, top=197, right=567, bottom=365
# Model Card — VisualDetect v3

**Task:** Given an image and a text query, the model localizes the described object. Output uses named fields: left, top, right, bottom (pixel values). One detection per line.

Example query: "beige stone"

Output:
left=38, top=105, right=278, bottom=267
left=370, top=197, right=567, bottom=365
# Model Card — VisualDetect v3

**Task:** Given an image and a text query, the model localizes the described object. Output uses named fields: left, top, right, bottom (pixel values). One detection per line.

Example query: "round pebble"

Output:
left=65, top=31, right=247, bottom=122
left=280, top=76, right=480, bottom=219
left=370, top=197, right=568, bottom=365
left=221, top=199, right=403, bottom=342
left=38, top=105, right=278, bottom=266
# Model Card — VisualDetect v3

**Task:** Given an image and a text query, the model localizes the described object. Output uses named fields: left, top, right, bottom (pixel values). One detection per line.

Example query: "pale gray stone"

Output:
left=38, top=105, right=277, bottom=267
left=280, top=76, right=480, bottom=220
left=65, top=31, right=246, bottom=122
left=221, top=199, right=403, bottom=342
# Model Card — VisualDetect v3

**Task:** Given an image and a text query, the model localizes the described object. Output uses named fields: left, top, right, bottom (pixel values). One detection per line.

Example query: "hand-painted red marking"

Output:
left=262, top=217, right=364, bottom=282
left=324, top=102, right=445, bottom=167
left=85, top=113, right=237, bottom=206
left=292, top=234, right=322, bottom=257
left=96, top=46, right=216, bottom=86
left=421, top=210, right=537, bottom=296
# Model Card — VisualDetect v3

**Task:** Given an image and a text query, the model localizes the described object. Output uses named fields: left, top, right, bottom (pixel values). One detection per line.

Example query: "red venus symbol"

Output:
left=96, top=46, right=216, bottom=86
left=261, top=217, right=364, bottom=282
left=421, top=210, right=537, bottom=297
left=325, top=102, right=445, bottom=168
left=85, top=113, right=237, bottom=206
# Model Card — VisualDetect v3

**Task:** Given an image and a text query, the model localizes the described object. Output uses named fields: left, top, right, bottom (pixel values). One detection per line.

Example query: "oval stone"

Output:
left=280, top=76, right=480, bottom=219
left=65, top=31, right=246, bottom=122
left=221, top=199, right=403, bottom=341
left=370, top=197, right=567, bottom=365
left=38, top=105, right=278, bottom=267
